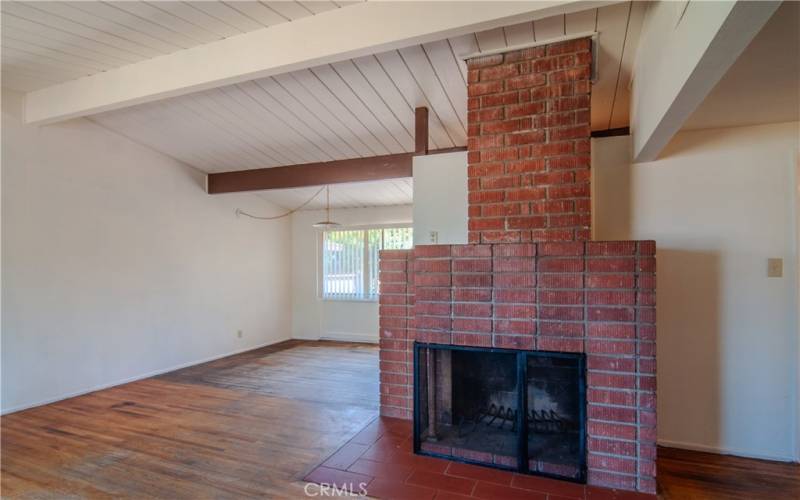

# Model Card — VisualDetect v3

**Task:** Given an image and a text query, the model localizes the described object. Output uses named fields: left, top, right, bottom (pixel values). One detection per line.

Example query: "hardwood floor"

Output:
left=656, top=446, right=799, bottom=499
left=1, top=341, right=378, bottom=498
left=2, top=340, right=798, bottom=499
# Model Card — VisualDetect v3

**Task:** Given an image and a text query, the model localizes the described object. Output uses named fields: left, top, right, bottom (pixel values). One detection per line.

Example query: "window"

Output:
left=321, top=226, right=412, bottom=301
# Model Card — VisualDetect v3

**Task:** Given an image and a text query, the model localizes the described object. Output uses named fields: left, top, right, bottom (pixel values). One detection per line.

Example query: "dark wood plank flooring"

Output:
left=2, top=341, right=378, bottom=498
left=656, top=446, right=799, bottom=499
left=1, top=340, right=797, bottom=499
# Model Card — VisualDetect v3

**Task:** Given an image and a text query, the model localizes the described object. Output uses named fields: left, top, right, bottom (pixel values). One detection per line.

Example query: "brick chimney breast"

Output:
left=467, top=38, right=592, bottom=244
left=377, top=36, right=657, bottom=496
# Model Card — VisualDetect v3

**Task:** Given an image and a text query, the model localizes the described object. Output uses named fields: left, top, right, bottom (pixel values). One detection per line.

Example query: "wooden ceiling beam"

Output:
left=207, top=148, right=465, bottom=194
left=631, top=0, right=779, bottom=161
left=24, top=1, right=620, bottom=125
left=415, top=107, right=429, bottom=155
left=209, top=105, right=452, bottom=194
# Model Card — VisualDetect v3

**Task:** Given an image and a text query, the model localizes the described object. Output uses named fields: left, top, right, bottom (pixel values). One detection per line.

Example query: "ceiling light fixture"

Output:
left=312, top=185, right=340, bottom=229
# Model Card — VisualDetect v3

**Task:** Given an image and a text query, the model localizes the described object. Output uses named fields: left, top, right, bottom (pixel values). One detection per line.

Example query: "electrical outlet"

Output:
left=429, top=231, right=438, bottom=244
left=237, top=330, right=243, bottom=338
left=767, top=258, right=783, bottom=278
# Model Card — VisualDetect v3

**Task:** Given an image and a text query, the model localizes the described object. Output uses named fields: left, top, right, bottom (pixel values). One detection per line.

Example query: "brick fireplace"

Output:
left=377, top=38, right=656, bottom=494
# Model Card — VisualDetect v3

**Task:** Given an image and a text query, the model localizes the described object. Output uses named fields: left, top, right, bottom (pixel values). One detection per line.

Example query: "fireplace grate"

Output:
left=457, top=407, right=575, bottom=438
left=458, top=404, right=518, bottom=436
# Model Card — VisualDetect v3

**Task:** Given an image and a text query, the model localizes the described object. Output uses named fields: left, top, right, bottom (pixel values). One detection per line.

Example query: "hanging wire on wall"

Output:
left=235, top=185, right=326, bottom=220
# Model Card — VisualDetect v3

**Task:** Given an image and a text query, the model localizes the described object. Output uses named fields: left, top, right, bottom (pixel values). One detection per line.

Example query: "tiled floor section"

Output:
left=304, top=417, right=655, bottom=499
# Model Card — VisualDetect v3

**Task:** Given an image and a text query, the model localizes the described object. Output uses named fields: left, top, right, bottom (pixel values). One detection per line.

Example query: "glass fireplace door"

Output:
left=414, top=343, right=586, bottom=482
left=526, top=352, right=586, bottom=481
left=415, top=345, right=520, bottom=470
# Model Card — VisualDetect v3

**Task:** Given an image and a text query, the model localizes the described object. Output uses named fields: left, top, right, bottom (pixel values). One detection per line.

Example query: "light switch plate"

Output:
left=767, top=258, right=783, bottom=278
left=429, top=231, right=438, bottom=244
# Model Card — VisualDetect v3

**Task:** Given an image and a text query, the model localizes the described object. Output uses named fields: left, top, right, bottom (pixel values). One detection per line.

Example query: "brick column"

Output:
left=377, top=249, right=413, bottom=419
left=467, top=38, right=592, bottom=244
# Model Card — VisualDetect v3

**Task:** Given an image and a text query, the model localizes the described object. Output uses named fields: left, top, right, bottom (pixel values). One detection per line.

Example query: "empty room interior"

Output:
left=1, top=0, right=799, bottom=498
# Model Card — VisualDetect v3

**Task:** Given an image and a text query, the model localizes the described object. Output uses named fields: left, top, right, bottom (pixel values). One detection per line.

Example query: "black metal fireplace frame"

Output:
left=412, top=342, right=587, bottom=483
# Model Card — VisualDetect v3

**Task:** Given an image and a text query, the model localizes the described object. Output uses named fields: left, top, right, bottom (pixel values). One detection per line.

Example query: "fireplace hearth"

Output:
left=414, top=343, right=586, bottom=482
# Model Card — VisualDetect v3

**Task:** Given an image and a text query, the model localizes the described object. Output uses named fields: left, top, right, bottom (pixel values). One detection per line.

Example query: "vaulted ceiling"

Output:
left=1, top=1, right=646, bottom=209
left=0, top=1, right=358, bottom=92
left=89, top=2, right=643, bottom=174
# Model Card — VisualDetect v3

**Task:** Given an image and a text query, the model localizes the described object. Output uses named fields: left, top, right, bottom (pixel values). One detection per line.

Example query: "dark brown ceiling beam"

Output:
left=591, top=127, right=630, bottom=138
left=208, top=153, right=411, bottom=194
left=415, top=107, right=429, bottom=155
left=207, top=147, right=465, bottom=194
left=208, top=105, right=465, bottom=194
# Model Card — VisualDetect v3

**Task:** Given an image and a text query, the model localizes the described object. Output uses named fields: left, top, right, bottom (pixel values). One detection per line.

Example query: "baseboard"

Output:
left=291, top=333, right=321, bottom=341
left=1, top=337, right=290, bottom=415
left=319, top=332, right=378, bottom=344
left=292, top=332, right=378, bottom=344
left=658, top=438, right=799, bottom=463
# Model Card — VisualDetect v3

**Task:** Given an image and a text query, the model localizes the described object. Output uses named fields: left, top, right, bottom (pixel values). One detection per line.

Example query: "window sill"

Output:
left=320, top=297, right=378, bottom=303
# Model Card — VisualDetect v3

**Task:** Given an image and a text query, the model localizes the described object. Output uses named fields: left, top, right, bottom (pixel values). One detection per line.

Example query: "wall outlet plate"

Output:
left=767, top=258, right=783, bottom=278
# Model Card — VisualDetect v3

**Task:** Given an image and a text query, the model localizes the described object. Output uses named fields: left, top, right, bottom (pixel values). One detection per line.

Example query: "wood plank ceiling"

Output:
left=0, top=1, right=357, bottom=92
left=0, top=1, right=646, bottom=209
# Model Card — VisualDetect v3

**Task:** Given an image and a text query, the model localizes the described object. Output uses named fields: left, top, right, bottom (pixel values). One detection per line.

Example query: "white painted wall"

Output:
left=593, top=123, right=799, bottom=461
left=796, top=141, right=800, bottom=461
left=413, top=151, right=468, bottom=245
left=1, top=89, right=292, bottom=413
left=290, top=205, right=412, bottom=343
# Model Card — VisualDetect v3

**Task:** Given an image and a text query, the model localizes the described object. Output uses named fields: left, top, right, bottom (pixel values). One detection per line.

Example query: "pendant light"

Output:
left=312, top=185, right=340, bottom=228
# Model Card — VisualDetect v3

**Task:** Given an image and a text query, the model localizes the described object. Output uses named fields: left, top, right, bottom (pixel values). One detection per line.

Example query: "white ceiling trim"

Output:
left=460, top=30, right=597, bottom=60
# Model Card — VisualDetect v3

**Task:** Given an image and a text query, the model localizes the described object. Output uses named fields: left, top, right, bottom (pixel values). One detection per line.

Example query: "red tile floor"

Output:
left=304, top=417, right=654, bottom=499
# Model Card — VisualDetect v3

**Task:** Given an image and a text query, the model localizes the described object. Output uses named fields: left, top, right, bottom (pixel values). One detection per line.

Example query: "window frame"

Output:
left=317, top=222, right=413, bottom=303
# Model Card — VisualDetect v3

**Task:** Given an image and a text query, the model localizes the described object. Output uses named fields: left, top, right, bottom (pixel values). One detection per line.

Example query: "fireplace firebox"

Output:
left=413, top=343, right=587, bottom=483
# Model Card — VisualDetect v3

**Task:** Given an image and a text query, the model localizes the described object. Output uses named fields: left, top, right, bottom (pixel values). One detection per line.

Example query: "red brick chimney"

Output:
left=466, top=39, right=592, bottom=244
left=377, top=37, right=656, bottom=495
